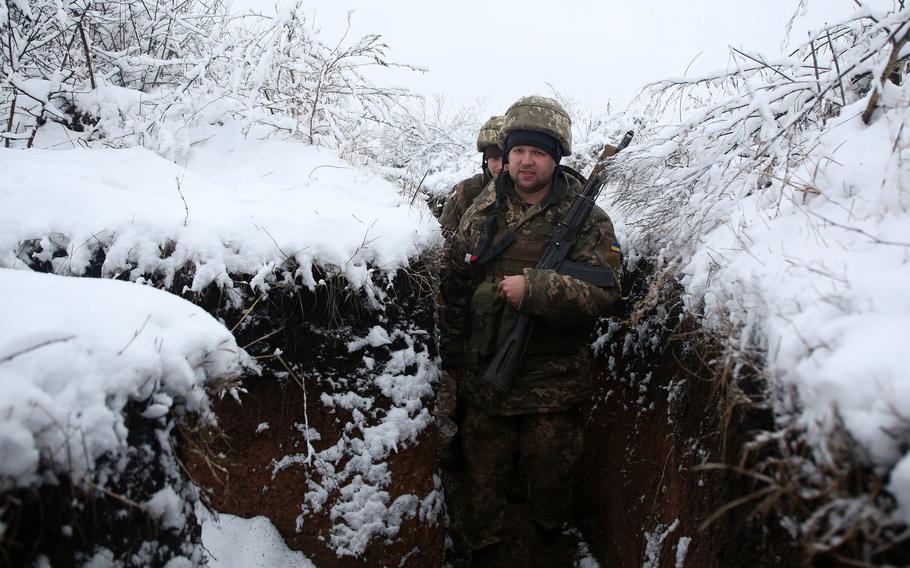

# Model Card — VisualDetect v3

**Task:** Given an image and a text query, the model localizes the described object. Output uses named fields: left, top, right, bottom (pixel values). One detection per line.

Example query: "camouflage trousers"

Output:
left=460, top=404, right=583, bottom=550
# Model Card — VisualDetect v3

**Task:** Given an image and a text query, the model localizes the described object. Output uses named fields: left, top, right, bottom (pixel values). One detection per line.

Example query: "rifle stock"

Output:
left=482, top=130, right=634, bottom=390
left=483, top=314, right=532, bottom=389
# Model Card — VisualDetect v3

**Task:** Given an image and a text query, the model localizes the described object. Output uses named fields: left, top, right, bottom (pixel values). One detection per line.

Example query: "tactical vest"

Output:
left=465, top=205, right=590, bottom=369
left=462, top=171, right=490, bottom=210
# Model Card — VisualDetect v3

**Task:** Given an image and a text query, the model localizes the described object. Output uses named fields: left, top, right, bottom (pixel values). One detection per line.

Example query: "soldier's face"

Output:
left=486, top=156, right=504, bottom=177
left=508, top=145, right=556, bottom=195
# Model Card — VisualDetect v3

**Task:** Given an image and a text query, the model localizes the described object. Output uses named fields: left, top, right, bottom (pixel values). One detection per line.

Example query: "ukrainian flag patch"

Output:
left=610, top=241, right=621, bottom=253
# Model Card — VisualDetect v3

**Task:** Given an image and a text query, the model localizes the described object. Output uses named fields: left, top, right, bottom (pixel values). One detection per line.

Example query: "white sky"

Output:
left=302, top=0, right=892, bottom=115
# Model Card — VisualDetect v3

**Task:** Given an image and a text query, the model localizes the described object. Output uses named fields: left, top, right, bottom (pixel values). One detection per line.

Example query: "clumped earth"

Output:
left=182, top=262, right=445, bottom=567
left=12, top=248, right=906, bottom=567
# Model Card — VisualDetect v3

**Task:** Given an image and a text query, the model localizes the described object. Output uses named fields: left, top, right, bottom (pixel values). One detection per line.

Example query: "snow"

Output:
left=146, top=487, right=188, bottom=531
left=0, top=268, right=252, bottom=488
left=0, top=122, right=440, bottom=302
left=675, top=535, right=691, bottom=567
left=642, top=519, right=679, bottom=568
left=674, top=96, right=910, bottom=508
left=5, top=0, right=909, bottom=562
left=302, top=325, right=440, bottom=556
left=0, top=113, right=443, bottom=559
left=197, top=505, right=316, bottom=568
left=608, top=8, right=910, bottom=541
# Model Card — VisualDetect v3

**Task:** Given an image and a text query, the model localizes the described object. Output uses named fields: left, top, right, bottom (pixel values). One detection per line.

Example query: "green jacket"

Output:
left=439, top=168, right=621, bottom=415
left=439, top=169, right=493, bottom=236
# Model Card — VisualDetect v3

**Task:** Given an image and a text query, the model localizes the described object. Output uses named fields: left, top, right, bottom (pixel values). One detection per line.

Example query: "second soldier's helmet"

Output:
left=499, top=96, right=572, bottom=156
left=476, top=115, right=505, bottom=153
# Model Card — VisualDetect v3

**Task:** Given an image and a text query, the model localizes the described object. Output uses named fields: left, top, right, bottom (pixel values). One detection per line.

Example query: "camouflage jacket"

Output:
left=439, top=168, right=621, bottom=415
left=439, top=170, right=493, bottom=236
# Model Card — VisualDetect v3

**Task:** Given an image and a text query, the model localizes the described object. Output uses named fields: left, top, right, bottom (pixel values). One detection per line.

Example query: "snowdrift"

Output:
left=601, top=7, right=910, bottom=564
left=0, top=128, right=444, bottom=566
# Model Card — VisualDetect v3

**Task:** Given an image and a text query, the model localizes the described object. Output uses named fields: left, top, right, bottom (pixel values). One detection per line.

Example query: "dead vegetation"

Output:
left=590, top=6, right=910, bottom=565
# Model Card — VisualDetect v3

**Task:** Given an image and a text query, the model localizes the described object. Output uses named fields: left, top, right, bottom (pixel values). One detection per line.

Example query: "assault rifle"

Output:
left=483, top=130, right=634, bottom=390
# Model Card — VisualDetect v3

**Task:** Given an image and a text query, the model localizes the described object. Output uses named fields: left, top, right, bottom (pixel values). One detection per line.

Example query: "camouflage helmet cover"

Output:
left=499, top=96, right=572, bottom=156
left=476, top=115, right=505, bottom=152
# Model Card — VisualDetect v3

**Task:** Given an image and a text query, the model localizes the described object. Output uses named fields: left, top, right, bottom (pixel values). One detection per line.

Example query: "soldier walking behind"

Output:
left=440, top=115, right=506, bottom=236
left=439, top=96, right=622, bottom=565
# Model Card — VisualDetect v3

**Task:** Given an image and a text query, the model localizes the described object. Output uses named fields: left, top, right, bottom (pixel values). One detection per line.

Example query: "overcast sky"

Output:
left=297, top=0, right=892, bottom=115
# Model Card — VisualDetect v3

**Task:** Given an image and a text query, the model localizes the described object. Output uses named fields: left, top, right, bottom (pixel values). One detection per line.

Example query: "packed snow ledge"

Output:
left=0, top=268, right=253, bottom=488
left=0, top=125, right=443, bottom=564
left=0, top=123, right=441, bottom=486
left=0, top=124, right=441, bottom=304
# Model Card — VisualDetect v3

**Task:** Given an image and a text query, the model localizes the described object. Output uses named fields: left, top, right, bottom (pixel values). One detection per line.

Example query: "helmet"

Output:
left=476, top=115, right=505, bottom=152
left=499, top=96, right=572, bottom=156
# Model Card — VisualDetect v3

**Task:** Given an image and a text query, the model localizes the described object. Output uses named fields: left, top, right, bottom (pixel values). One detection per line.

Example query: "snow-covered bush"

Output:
left=361, top=95, right=487, bottom=201
left=1, top=0, right=228, bottom=147
left=547, top=90, right=645, bottom=176
left=1, top=0, right=419, bottom=159
left=607, top=4, right=910, bottom=562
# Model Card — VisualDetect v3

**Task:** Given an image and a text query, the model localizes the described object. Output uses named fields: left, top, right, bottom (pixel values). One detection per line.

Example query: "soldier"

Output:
left=439, top=96, right=622, bottom=564
left=439, top=115, right=506, bottom=235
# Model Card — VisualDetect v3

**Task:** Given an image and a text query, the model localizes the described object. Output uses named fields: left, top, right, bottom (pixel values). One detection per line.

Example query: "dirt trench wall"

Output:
left=575, top=273, right=801, bottom=568
left=575, top=262, right=910, bottom=568
left=1, top=401, right=205, bottom=567
left=5, top=241, right=444, bottom=567
left=181, top=264, right=445, bottom=567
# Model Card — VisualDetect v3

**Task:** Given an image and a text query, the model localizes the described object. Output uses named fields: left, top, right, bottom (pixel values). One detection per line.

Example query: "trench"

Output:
left=9, top=247, right=901, bottom=567
left=437, top=263, right=802, bottom=568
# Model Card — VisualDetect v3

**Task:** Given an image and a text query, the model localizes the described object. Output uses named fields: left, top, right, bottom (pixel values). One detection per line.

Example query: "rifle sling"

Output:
left=473, top=232, right=516, bottom=266
left=557, top=260, right=615, bottom=287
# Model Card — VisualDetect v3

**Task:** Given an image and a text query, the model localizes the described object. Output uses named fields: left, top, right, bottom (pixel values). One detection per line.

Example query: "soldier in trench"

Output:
left=439, top=95, right=622, bottom=565
left=439, top=115, right=506, bottom=236
left=435, top=115, right=506, bottom=465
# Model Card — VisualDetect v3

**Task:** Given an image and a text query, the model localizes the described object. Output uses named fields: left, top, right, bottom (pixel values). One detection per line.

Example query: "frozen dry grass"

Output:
left=605, top=4, right=910, bottom=564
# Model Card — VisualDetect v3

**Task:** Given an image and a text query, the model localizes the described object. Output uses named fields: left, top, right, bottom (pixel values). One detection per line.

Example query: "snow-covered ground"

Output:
left=0, top=268, right=252, bottom=488
left=198, top=505, right=316, bottom=568
left=0, top=119, right=443, bottom=564
left=608, top=7, right=910, bottom=542
left=1, top=123, right=439, bottom=300
left=0, top=117, right=441, bottom=488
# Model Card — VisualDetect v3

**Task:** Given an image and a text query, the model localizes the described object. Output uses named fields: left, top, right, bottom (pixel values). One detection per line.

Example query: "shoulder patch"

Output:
left=610, top=241, right=621, bottom=253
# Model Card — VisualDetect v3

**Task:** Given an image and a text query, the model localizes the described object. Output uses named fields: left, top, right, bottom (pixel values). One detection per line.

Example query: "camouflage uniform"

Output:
left=439, top=116, right=505, bottom=236
left=440, top=170, right=493, bottom=236
left=440, top=99, right=622, bottom=547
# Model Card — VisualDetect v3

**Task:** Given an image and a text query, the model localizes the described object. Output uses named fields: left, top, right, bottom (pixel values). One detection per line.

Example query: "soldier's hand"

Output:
left=497, top=275, right=526, bottom=309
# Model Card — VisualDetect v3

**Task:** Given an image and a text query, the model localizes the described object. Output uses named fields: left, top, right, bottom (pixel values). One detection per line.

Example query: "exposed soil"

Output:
left=575, top=317, right=800, bottom=568
left=1, top=402, right=202, bottom=568
left=181, top=264, right=446, bottom=567
left=184, top=372, right=443, bottom=568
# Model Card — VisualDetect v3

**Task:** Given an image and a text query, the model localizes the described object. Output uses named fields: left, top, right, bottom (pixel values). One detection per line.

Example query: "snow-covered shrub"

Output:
left=607, top=4, right=910, bottom=562
left=1, top=0, right=419, bottom=159
left=211, top=6, right=421, bottom=149
left=547, top=90, right=645, bottom=176
left=360, top=95, right=487, bottom=203
left=0, top=0, right=228, bottom=147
